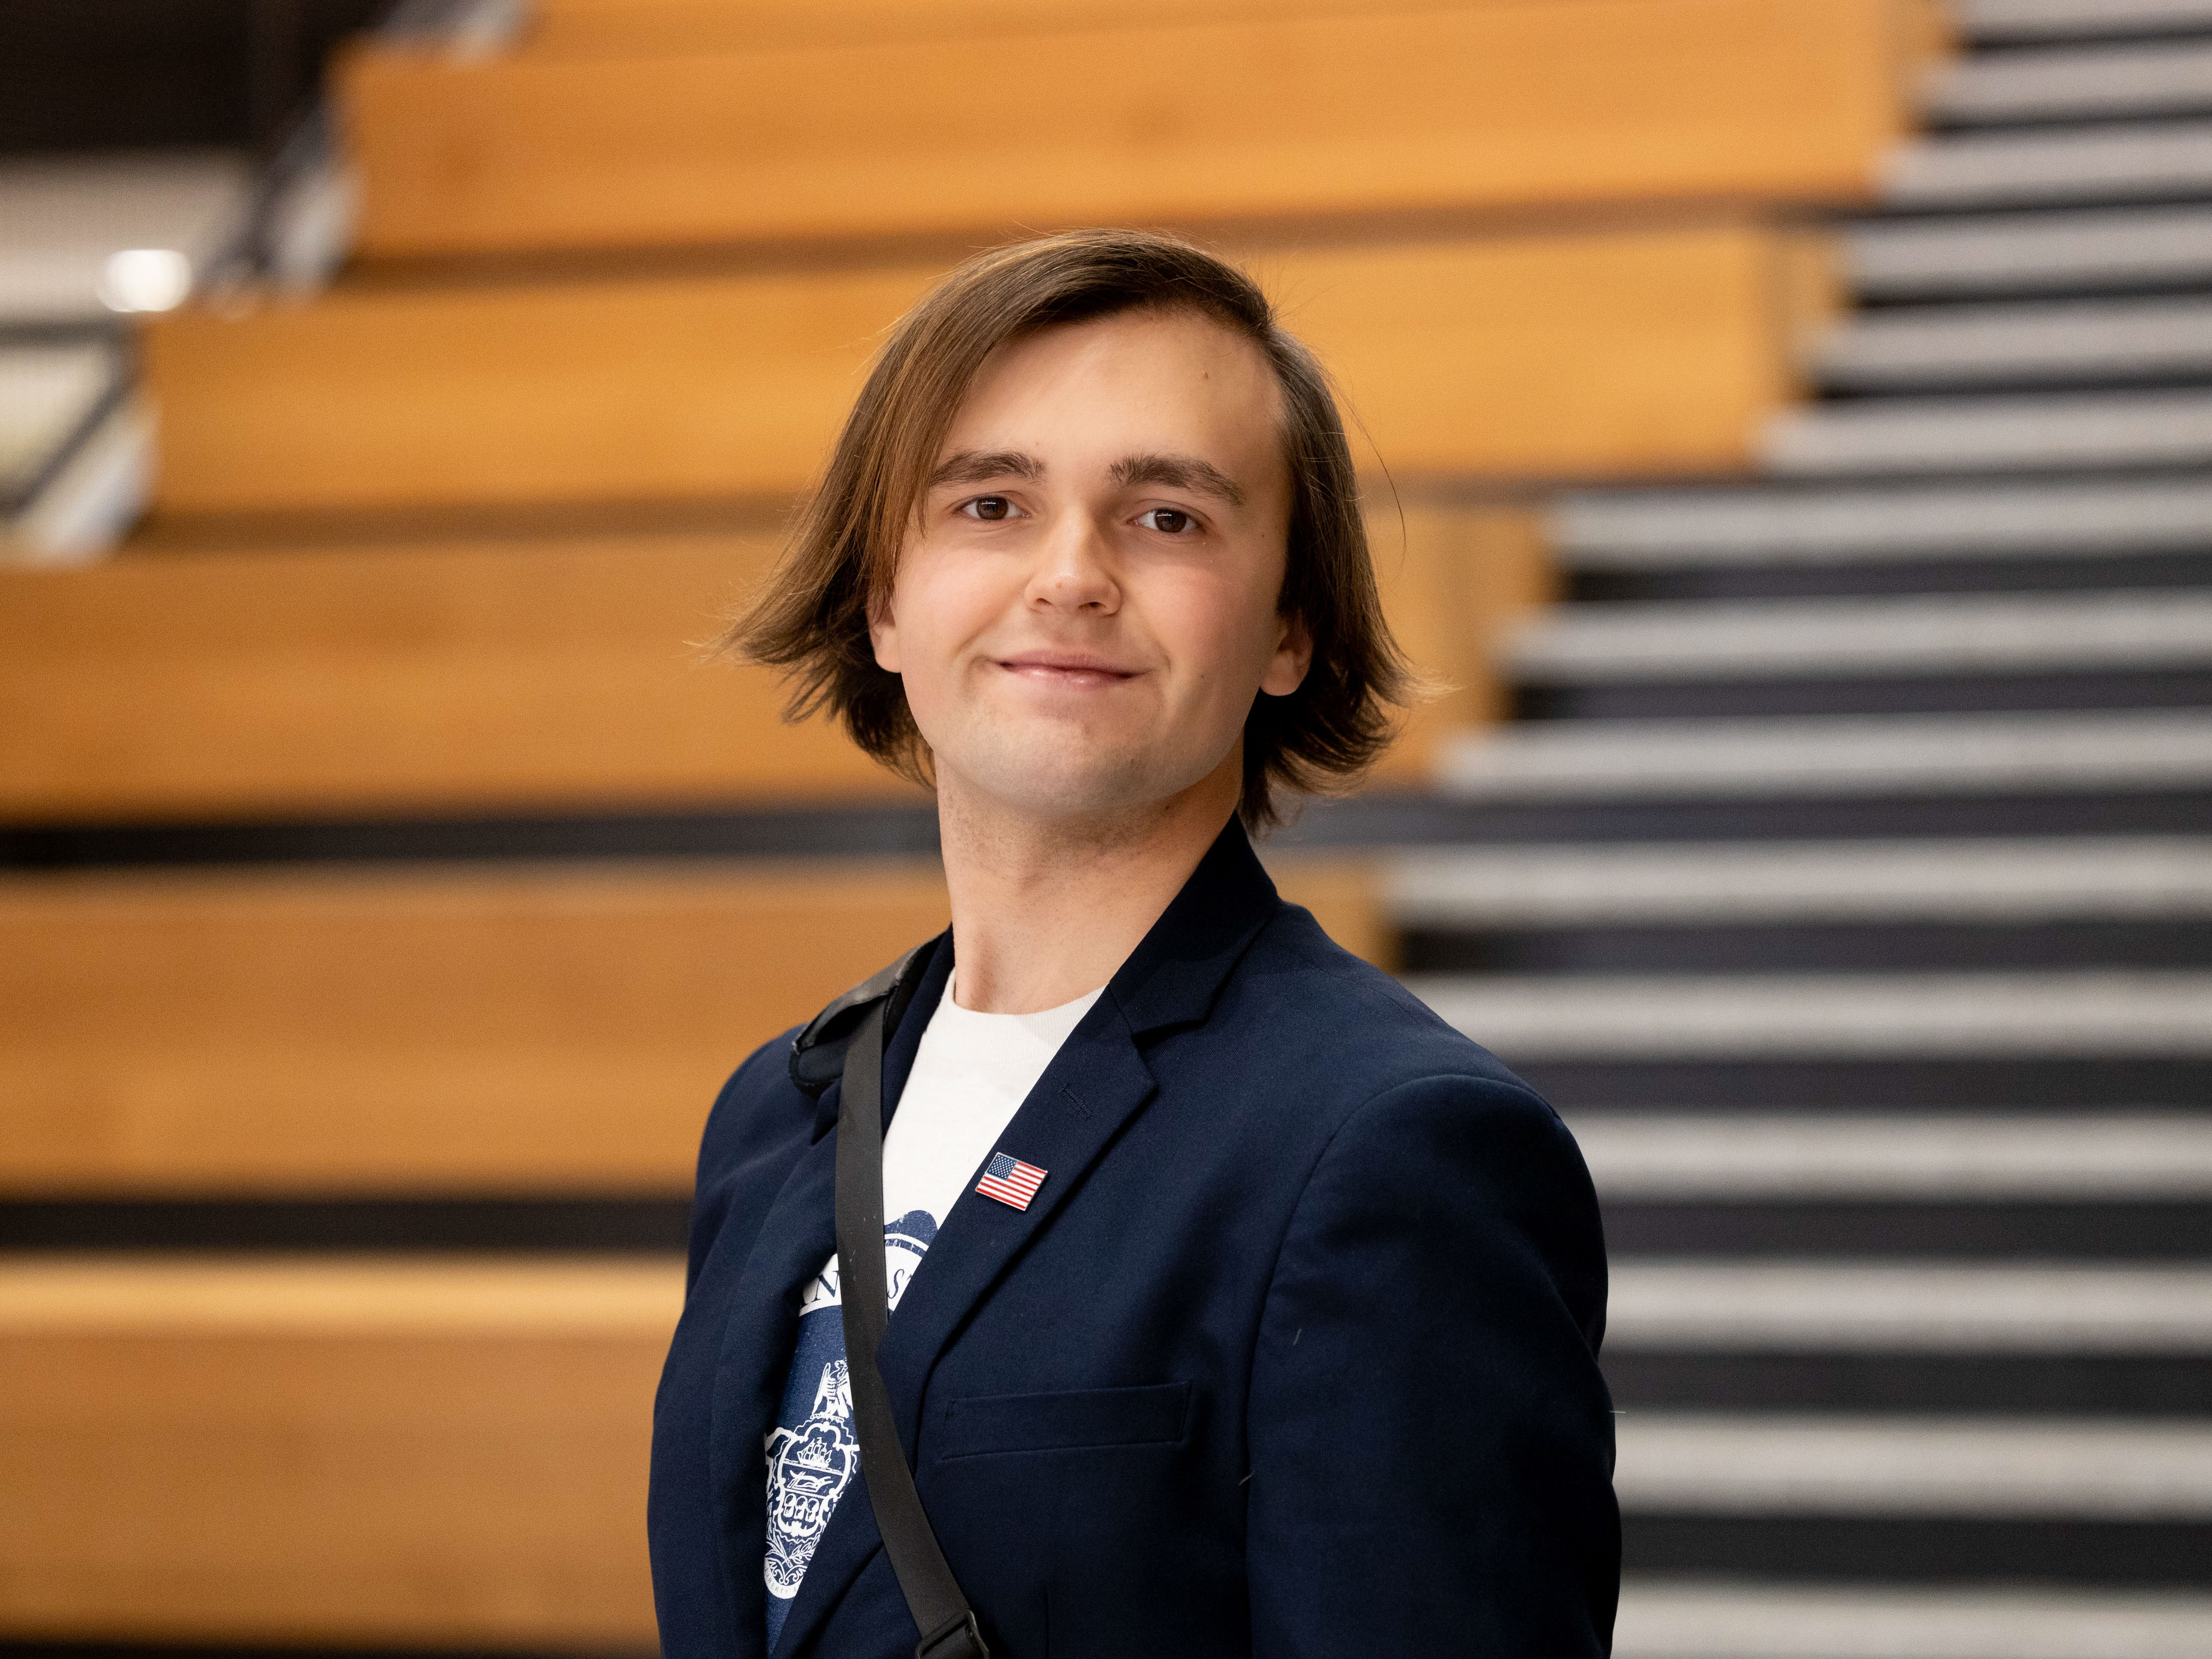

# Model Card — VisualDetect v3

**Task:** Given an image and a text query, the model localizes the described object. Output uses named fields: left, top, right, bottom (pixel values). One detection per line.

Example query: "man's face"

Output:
left=871, top=308, right=1309, bottom=825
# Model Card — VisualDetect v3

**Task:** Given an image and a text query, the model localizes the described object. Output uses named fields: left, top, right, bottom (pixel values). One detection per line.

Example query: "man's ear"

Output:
left=868, top=588, right=901, bottom=674
left=1260, top=611, right=1313, bottom=697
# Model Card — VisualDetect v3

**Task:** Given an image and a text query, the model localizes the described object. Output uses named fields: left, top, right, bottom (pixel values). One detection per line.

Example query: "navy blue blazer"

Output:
left=649, top=822, right=1618, bottom=1658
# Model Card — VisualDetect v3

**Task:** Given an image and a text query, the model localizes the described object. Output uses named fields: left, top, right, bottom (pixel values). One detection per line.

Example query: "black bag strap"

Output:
left=831, top=954, right=990, bottom=1659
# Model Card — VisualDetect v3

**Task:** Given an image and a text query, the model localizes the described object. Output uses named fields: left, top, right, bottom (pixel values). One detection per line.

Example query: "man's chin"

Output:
left=944, top=745, right=1188, bottom=824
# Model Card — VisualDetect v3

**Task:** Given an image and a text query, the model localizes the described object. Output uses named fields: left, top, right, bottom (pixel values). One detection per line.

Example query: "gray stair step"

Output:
left=1502, top=592, right=2212, bottom=680
left=1885, top=122, right=2212, bottom=209
left=1385, top=838, right=2212, bottom=925
left=1607, top=1347, right=2212, bottom=1418
left=1435, top=712, right=2212, bottom=800
left=0, top=340, right=122, bottom=505
left=4, top=396, right=153, bottom=564
left=1847, top=206, right=2212, bottom=299
left=0, top=151, right=250, bottom=325
left=1760, top=390, right=2212, bottom=476
left=1607, top=1261, right=2212, bottom=1352
left=1405, top=970, right=2212, bottom=1056
left=1930, top=40, right=2212, bottom=126
left=1551, top=479, right=2212, bottom=565
left=1595, top=1197, right=2208, bottom=1260
left=1616, top=1415, right=2212, bottom=1517
left=1818, top=296, right=2212, bottom=390
left=1959, top=0, right=2212, bottom=43
left=1614, top=1580, right=2212, bottom=1659
left=1575, top=1112, right=2212, bottom=1198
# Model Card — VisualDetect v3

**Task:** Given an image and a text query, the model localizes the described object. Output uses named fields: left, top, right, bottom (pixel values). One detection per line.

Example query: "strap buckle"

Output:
left=916, top=1609, right=989, bottom=1659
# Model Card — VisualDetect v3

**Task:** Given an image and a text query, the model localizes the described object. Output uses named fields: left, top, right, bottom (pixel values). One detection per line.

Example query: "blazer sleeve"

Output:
left=681, top=1033, right=797, bottom=1294
left=1245, top=1072, right=1620, bottom=1656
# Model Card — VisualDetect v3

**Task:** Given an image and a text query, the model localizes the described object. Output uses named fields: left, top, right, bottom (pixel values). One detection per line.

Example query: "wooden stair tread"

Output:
left=342, top=0, right=1929, bottom=255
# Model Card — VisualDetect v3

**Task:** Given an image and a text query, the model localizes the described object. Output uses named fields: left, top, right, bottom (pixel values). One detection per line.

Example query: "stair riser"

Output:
left=1513, top=1055, right=2212, bottom=1111
left=0, top=1197, right=693, bottom=1253
left=1288, top=791, right=2212, bottom=849
left=1567, top=554, right=2212, bottom=603
left=1403, top=920, right=2212, bottom=976
left=1606, top=1351, right=2212, bottom=1415
left=1513, top=672, right=2212, bottom=721
left=1601, top=1199, right=2212, bottom=1259
left=1625, top=1515, right=2212, bottom=1587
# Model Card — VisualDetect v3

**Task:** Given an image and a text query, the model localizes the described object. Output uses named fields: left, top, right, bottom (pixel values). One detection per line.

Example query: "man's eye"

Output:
left=961, top=496, right=1016, bottom=522
left=1139, top=508, right=1196, bottom=534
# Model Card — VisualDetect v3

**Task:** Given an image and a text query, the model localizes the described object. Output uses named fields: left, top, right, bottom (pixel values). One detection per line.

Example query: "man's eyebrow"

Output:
left=1110, top=452, right=1247, bottom=507
left=928, top=449, right=1044, bottom=488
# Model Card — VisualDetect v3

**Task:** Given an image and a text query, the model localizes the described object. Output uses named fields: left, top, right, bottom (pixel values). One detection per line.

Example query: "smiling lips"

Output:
left=997, top=652, right=1140, bottom=688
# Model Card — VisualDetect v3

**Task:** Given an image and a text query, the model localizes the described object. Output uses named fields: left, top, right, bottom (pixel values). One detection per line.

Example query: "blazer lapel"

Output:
left=761, top=831, right=1277, bottom=1653
left=878, top=821, right=1281, bottom=1452
left=876, top=1002, right=1160, bottom=1449
left=764, top=1003, right=1159, bottom=1659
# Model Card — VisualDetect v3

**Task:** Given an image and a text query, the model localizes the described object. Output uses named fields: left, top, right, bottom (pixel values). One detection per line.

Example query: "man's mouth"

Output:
left=996, top=653, right=1140, bottom=687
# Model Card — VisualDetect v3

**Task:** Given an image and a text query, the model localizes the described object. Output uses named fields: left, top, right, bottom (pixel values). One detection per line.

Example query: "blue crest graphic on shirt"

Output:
left=762, top=1209, right=937, bottom=1647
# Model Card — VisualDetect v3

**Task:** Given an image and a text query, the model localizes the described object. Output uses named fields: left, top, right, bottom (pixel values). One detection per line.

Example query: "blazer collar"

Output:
left=764, top=818, right=1280, bottom=1659
left=879, top=816, right=1283, bottom=1433
left=1105, top=816, right=1282, bottom=1038
left=804, top=933, right=951, bottom=1143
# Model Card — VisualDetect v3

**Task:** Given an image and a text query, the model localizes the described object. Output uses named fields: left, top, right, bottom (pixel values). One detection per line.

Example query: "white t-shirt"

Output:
left=762, top=971, right=1102, bottom=1643
left=879, top=971, right=1102, bottom=1237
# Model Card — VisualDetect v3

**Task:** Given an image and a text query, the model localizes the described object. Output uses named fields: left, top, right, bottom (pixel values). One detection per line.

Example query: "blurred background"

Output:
left=3, top=0, right=2212, bottom=1654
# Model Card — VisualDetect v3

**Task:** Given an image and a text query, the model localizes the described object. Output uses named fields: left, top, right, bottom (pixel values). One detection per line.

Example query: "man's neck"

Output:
left=936, top=759, right=1241, bottom=1015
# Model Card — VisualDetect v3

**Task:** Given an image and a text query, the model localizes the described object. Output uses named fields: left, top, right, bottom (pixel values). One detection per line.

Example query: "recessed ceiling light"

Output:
left=98, top=248, right=194, bottom=314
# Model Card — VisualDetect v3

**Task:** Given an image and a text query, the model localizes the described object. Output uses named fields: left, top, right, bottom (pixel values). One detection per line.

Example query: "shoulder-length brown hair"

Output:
left=727, top=227, right=1411, bottom=830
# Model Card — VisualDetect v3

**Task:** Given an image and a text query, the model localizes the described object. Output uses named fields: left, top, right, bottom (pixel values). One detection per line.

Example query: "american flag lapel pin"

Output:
left=976, top=1152, right=1048, bottom=1211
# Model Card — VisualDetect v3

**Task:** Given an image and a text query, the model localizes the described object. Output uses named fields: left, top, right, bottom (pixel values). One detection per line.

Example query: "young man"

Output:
left=649, top=231, right=1617, bottom=1659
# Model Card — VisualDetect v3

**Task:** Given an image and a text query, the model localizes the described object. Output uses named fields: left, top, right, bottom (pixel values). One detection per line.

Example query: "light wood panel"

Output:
left=1257, top=228, right=1833, bottom=484
left=0, top=860, right=950, bottom=1193
left=144, top=264, right=938, bottom=515
left=342, top=0, right=1932, bottom=256
left=1366, top=503, right=1555, bottom=781
left=1272, top=858, right=1388, bottom=967
left=0, top=496, right=1543, bottom=816
left=520, top=0, right=1624, bottom=58
left=0, top=1254, right=672, bottom=1647
left=145, top=226, right=1823, bottom=517
left=0, top=534, right=906, bottom=821
left=0, top=857, right=1380, bottom=1195
left=0, top=1255, right=685, bottom=1336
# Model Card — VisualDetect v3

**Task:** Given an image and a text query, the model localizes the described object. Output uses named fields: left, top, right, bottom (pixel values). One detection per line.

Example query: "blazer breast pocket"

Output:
left=937, top=1381, right=1191, bottom=1460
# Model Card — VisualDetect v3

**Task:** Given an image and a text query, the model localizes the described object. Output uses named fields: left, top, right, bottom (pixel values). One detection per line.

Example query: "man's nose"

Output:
left=1025, top=511, right=1121, bottom=612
